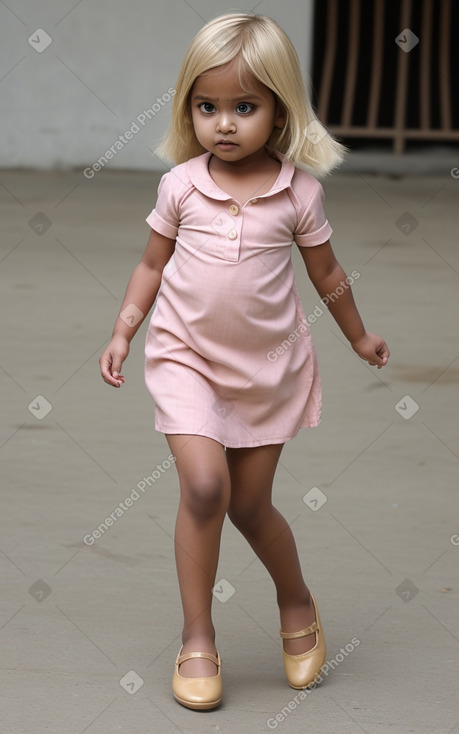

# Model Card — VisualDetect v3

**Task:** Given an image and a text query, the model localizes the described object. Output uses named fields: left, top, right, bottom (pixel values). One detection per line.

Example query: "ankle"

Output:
left=277, top=588, right=312, bottom=613
left=182, top=630, right=216, bottom=652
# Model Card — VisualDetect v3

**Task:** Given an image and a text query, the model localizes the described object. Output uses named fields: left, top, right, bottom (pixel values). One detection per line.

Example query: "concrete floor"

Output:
left=1, top=157, right=459, bottom=733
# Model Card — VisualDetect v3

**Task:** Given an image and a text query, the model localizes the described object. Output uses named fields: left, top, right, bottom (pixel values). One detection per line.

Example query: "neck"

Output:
left=209, top=146, right=274, bottom=175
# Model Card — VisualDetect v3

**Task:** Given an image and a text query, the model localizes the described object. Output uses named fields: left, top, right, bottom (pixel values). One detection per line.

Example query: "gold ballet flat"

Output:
left=280, top=593, right=326, bottom=689
left=172, top=647, right=222, bottom=710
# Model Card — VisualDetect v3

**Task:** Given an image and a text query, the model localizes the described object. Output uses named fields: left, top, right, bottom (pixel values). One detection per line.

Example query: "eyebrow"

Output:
left=192, top=94, right=264, bottom=102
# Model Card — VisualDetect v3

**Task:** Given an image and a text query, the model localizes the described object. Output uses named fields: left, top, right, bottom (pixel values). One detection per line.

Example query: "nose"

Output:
left=216, top=112, right=236, bottom=134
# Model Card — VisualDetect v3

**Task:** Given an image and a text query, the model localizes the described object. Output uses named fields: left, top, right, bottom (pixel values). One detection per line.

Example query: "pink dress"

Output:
left=144, top=148, right=333, bottom=448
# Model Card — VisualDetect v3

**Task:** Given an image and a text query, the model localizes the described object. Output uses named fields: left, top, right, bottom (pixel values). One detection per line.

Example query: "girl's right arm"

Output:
left=99, top=229, right=176, bottom=387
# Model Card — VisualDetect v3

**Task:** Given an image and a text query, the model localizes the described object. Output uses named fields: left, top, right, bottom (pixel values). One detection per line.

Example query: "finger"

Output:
left=103, top=371, right=120, bottom=387
left=111, top=372, right=125, bottom=384
left=111, top=355, right=124, bottom=377
left=368, top=352, right=384, bottom=367
left=377, top=343, right=390, bottom=366
left=108, top=374, right=124, bottom=387
left=100, top=355, right=114, bottom=380
left=100, top=356, right=123, bottom=387
left=375, top=353, right=389, bottom=368
left=110, top=354, right=126, bottom=386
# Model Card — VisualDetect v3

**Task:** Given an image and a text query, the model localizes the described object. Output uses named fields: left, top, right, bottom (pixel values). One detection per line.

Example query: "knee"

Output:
left=181, top=473, right=228, bottom=520
left=227, top=497, right=269, bottom=534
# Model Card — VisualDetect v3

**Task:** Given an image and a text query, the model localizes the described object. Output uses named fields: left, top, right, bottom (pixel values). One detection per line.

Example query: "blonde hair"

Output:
left=156, top=13, right=346, bottom=175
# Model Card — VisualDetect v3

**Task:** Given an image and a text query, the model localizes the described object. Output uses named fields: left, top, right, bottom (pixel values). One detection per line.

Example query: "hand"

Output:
left=351, top=331, right=389, bottom=369
left=99, top=335, right=129, bottom=387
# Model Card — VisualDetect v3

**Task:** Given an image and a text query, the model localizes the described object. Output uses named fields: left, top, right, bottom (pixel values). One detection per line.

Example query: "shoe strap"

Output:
left=177, top=650, right=220, bottom=666
left=280, top=620, right=318, bottom=640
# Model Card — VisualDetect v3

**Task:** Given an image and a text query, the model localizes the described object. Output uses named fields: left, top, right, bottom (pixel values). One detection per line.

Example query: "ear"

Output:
left=274, top=101, right=286, bottom=129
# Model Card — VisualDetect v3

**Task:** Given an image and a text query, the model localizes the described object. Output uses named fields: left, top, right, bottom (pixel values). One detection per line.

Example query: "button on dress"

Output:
left=144, top=148, right=333, bottom=448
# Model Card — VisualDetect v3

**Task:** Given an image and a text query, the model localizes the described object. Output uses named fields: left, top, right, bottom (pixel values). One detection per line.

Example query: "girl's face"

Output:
left=190, top=59, right=285, bottom=165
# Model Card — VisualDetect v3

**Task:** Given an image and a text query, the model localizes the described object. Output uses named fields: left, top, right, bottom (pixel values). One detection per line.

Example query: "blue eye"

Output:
left=236, top=103, right=254, bottom=114
left=199, top=102, right=215, bottom=114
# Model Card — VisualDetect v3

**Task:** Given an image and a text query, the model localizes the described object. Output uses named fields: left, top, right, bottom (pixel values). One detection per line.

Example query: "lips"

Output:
left=216, top=140, right=238, bottom=147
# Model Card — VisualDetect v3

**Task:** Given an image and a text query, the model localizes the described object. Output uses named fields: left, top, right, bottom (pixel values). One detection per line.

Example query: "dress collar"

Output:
left=186, top=146, right=295, bottom=201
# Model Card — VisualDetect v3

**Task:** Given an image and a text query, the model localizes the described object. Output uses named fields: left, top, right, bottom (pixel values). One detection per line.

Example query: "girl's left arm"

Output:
left=299, top=240, right=389, bottom=368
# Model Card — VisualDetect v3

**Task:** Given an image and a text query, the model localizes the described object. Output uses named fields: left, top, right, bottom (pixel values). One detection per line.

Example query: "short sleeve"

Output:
left=146, top=172, right=179, bottom=240
left=293, top=177, right=333, bottom=248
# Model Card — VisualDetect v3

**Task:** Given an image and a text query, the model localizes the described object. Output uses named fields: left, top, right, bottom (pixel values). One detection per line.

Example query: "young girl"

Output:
left=100, top=13, right=389, bottom=711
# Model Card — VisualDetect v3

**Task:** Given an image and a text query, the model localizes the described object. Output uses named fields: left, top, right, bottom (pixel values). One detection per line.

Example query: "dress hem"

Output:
left=154, top=420, right=321, bottom=449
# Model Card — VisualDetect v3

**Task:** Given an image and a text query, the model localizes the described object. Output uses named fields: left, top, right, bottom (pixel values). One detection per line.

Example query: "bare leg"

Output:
left=226, top=444, right=317, bottom=655
left=166, top=434, right=231, bottom=677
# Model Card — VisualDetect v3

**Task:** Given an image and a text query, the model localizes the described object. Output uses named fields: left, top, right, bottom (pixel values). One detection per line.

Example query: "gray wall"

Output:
left=0, top=0, right=314, bottom=170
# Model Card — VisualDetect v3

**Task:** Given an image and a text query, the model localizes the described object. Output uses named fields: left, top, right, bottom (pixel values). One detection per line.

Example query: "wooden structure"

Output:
left=313, top=0, right=458, bottom=153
